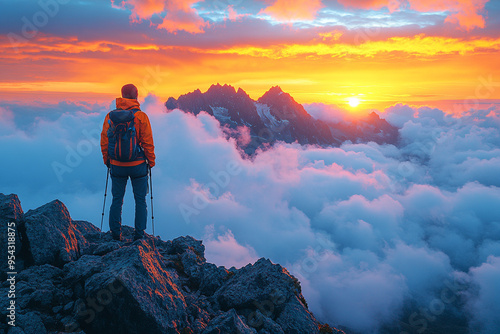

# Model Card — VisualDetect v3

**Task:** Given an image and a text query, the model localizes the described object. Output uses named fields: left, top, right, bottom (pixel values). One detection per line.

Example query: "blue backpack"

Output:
left=107, top=108, right=144, bottom=162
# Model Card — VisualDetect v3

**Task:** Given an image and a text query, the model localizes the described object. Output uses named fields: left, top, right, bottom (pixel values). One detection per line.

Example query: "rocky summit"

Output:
left=0, top=193, right=344, bottom=334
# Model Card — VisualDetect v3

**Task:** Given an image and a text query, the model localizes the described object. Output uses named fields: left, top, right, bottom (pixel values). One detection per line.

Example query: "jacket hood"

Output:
left=116, top=98, right=140, bottom=110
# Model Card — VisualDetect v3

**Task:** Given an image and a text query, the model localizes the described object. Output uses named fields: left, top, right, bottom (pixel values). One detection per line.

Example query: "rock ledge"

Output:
left=0, top=194, right=344, bottom=334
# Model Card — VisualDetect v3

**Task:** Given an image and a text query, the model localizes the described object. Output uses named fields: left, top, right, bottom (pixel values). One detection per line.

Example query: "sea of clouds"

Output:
left=1, top=95, right=499, bottom=333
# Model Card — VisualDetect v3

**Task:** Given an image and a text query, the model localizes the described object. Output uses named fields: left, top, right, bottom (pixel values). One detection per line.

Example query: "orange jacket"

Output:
left=100, top=98, right=156, bottom=167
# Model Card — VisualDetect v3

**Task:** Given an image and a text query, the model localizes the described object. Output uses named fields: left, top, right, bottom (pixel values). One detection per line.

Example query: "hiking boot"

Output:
left=112, top=233, right=122, bottom=241
left=134, top=231, right=144, bottom=241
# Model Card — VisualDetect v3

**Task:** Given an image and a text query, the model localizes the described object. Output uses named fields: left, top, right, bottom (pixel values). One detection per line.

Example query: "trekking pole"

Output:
left=149, top=165, right=156, bottom=250
left=100, top=167, right=110, bottom=239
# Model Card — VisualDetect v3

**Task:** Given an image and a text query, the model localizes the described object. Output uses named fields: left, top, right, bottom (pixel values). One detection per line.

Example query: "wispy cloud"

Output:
left=259, top=0, right=324, bottom=22
left=205, top=34, right=500, bottom=58
left=337, top=0, right=490, bottom=30
left=113, top=0, right=209, bottom=33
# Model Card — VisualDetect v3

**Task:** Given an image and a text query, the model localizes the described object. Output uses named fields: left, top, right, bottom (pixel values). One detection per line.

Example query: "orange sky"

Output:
left=1, top=0, right=499, bottom=113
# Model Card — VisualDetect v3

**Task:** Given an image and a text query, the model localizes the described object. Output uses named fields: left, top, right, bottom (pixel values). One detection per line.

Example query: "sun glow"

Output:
left=348, top=97, right=361, bottom=108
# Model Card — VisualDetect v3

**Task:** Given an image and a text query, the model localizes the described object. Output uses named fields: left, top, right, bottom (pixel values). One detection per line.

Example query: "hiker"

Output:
left=100, top=84, right=156, bottom=241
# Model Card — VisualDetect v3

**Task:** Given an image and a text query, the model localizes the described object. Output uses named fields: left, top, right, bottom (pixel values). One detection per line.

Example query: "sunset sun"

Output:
left=348, top=97, right=361, bottom=108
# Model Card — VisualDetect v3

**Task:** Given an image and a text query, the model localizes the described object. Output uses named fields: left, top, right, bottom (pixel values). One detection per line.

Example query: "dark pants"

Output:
left=109, top=162, right=148, bottom=237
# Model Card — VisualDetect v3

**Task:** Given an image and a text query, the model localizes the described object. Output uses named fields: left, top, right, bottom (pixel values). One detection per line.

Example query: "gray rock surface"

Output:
left=0, top=193, right=23, bottom=222
left=79, top=240, right=189, bottom=334
left=202, top=309, right=257, bottom=334
left=214, top=258, right=302, bottom=312
left=23, top=200, right=88, bottom=266
left=0, top=196, right=344, bottom=334
left=17, top=311, right=48, bottom=334
left=276, top=295, right=321, bottom=334
left=0, top=193, right=24, bottom=279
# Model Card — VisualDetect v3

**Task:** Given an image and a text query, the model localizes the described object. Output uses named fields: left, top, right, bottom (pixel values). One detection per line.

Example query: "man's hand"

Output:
left=106, top=159, right=111, bottom=168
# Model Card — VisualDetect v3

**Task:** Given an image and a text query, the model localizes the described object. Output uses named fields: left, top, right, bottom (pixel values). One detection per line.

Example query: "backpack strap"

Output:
left=128, top=108, right=145, bottom=155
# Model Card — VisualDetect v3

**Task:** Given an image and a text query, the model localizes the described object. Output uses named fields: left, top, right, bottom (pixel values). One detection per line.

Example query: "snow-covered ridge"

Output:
left=255, top=102, right=289, bottom=129
left=210, top=106, right=231, bottom=122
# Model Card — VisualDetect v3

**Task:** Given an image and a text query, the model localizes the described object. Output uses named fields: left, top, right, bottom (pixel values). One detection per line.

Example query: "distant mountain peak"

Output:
left=258, top=86, right=305, bottom=118
left=165, top=84, right=399, bottom=152
left=236, top=87, right=250, bottom=98
left=260, top=85, right=287, bottom=99
left=269, top=85, right=283, bottom=93
left=207, top=83, right=237, bottom=95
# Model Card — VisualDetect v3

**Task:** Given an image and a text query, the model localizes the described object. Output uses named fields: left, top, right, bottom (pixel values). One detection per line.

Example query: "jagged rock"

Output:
left=23, top=200, right=89, bottom=267
left=16, top=264, right=65, bottom=313
left=184, top=293, right=212, bottom=332
left=171, top=235, right=206, bottom=259
left=63, top=301, right=75, bottom=313
left=77, top=239, right=189, bottom=334
left=177, top=243, right=204, bottom=279
left=17, top=264, right=63, bottom=285
left=198, top=263, right=231, bottom=296
left=0, top=193, right=23, bottom=222
left=173, top=245, right=230, bottom=296
left=17, top=311, right=47, bottom=334
left=7, top=326, right=25, bottom=334
left=214, top=258, right=303, bottom=312
left=63, top=255, right=104, bottom=285
left=11, top=281, right=34, bottom=309
left=161, top=236, right=230, bottom=296
left=0, top=195, right=336, bottom=334
left=61, top=314, right=82, bottom=332
left=202, top=309, right=257, bottom=334
left=166, top=85, right=400, bottom=155
left=276, top=295, right=320, bottom=334
left=212, top=258, right=322, bottom=333
left=72, top=220, right=101, bottom=239
left=28, top=288, right=55, bottom=310
left=92, top=242, right=121, bottom=256
left=53, top=305, right=64, bottom=313
left=0, top=193, right=24, bottom=279
left=250, top=309, right=285, bottom=334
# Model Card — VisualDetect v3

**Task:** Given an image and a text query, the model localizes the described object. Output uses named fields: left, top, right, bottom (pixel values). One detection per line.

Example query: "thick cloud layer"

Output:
left=1, top=96, right=499, bottom=333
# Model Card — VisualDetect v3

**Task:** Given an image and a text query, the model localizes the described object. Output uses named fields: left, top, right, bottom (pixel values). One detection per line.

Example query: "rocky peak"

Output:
left=206, top=83, right=237, bottom=96
left=267, top=85, right=283, bottom=94
left=1, top=194, right=24, bottom=281
left=258, top=86, right=288, bottom=104
left=164, top=84, right=399, bottom=153
left=165, top=96, right=179, bottom=110
left=258, top=86, right=311, bottom=121
left=22, top=199, right=94, bottom=268
left=0, top=195, right=345, bottom=334
left=0, top=193, right=23, bottom=222
left=236, top=87, right=250, bottom=97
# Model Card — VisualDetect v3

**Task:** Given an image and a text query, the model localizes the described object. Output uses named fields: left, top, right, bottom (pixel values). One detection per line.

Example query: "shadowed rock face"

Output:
left=0, top=195, right=345, bottom=334
left=1, top=194, right=24, bottom=280
left=22, top=200, right=93, bottom=267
